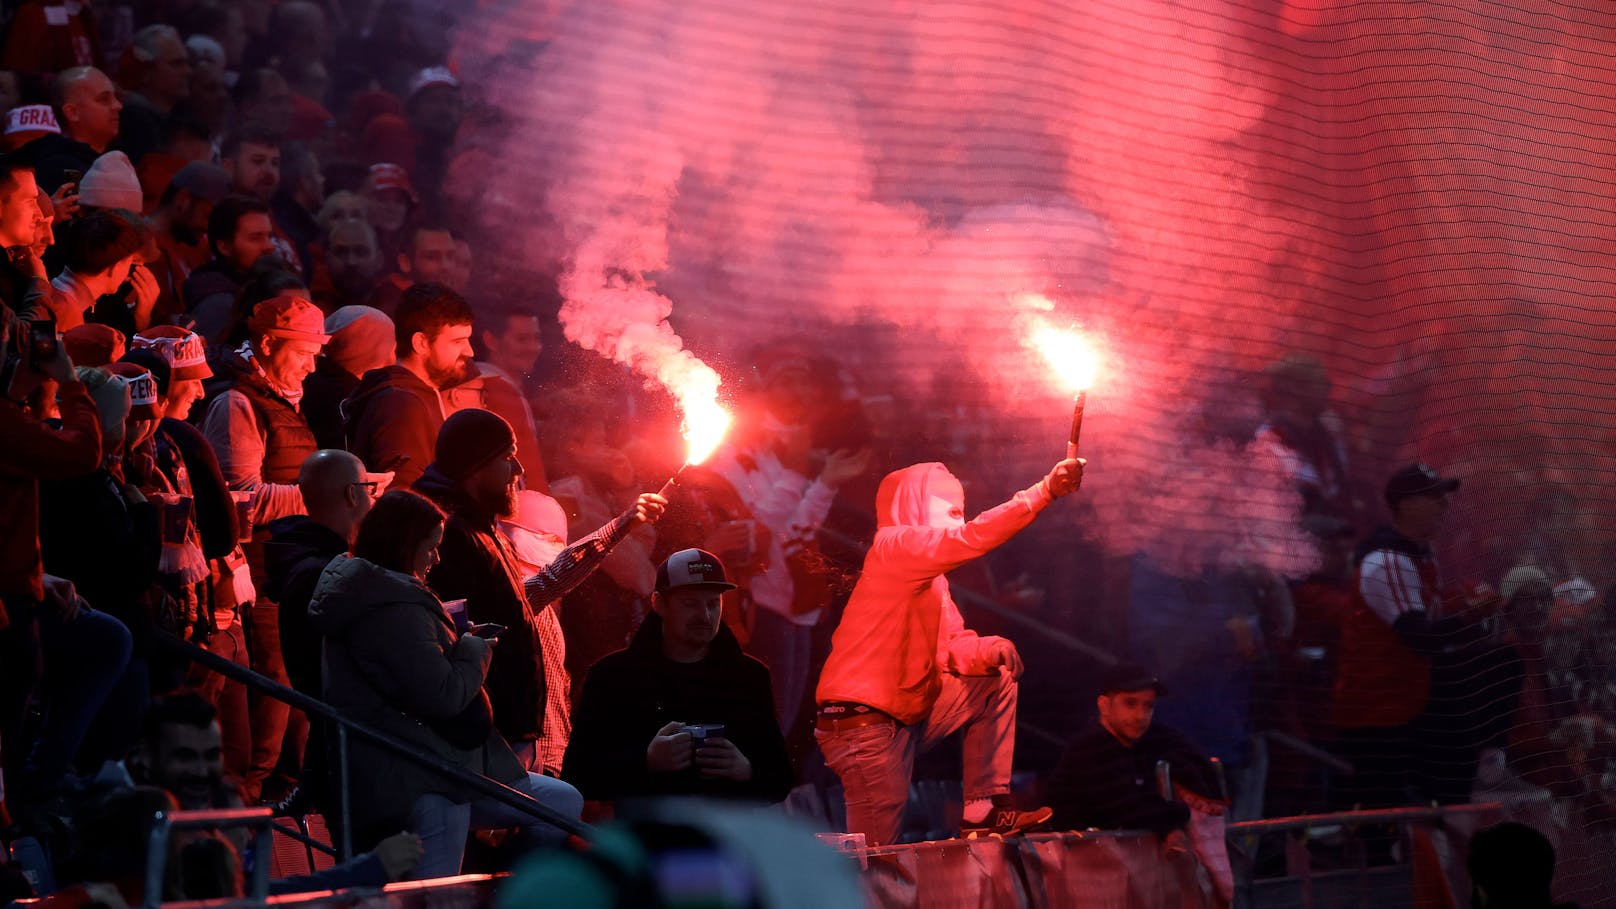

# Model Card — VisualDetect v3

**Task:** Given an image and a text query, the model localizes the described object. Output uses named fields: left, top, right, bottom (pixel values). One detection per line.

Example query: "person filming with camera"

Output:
left=562, top=548, right=794, bottom=805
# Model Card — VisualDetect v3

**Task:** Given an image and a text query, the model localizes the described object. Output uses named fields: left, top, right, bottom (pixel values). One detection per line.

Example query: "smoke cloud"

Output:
left=455, top=0, right=1616, bottom=585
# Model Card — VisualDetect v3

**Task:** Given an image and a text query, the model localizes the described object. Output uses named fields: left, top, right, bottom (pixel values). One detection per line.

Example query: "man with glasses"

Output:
left=262, top=449, right=389, bottom=813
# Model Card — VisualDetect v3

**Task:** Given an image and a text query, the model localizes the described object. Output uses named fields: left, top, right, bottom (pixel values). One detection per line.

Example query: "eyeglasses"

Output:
left=350, top=481, right=380, bottom=499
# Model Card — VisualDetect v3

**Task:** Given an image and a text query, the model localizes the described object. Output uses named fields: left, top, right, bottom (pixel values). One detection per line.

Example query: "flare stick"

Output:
left=1067, top=391, right=1086, bottom=460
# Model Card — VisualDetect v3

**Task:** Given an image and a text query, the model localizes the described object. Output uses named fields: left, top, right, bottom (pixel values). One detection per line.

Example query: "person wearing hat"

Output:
left=62, top=322, right=126, bottom=367
left=815, top=457, right=1083, bottom=844
left=302, top=305, right=393, bottom=450
left=342, top=282, right=473, bottom=490
left=414, top=408, right=668, bottom=777
left=403, top=66, right=462, bottom=207
left=148, top=161, right=230, bottom=323
left=131, top=325, right=212, bottom=421
left=1045, top=663, right=1224, bottom=840
left=1331, top=462, right=1489, bottom=810
left=2, top=105, right=61, bottom=153
left=200, top=291, right=330, bottom=800
left=561, top=549, right=793, bottom=803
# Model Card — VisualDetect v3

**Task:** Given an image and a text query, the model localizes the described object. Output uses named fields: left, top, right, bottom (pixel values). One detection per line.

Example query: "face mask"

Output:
left=926, top=493, right=964, bottom=529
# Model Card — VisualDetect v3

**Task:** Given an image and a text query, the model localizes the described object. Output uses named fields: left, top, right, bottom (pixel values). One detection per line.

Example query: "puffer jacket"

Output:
left=815, top=463, right=1052, bottom=725
left=307, top=553, right=525, bottom=843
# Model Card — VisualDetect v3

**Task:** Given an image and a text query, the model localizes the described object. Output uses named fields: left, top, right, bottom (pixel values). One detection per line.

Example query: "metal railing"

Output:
left=153, top=631, right=590, bottom=863
left=144, top=807, right=276, bottom=909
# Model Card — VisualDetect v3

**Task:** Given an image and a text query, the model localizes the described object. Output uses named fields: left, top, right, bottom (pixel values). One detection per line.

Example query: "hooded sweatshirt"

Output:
left=815, top=463, right=1053, bottom=725
left=342, top=364, right=444, bottom=491
left=307, top=553, right=523, bottom=837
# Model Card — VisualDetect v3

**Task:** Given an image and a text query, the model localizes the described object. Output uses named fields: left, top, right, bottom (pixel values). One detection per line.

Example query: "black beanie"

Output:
left=119, top=348, right=172, bottom=397
left=434, top=408, right=516, bottom=480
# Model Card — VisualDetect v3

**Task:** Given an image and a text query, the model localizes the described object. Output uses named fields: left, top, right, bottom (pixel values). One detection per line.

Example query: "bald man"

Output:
left=21, top=66, right=122, bottom=192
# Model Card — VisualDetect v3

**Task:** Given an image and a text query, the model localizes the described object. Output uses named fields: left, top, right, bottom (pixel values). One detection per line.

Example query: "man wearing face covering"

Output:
left=814, top=457, right=1084, bottom=845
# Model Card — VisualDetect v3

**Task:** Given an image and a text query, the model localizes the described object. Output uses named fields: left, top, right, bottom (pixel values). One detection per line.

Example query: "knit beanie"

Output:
left=120, top=347, right=173, bottom=398
left=79, top=151, right=145, bottom=212
left=323, top=305, right=395, bottom=378
left=434, top=408, right=515, bottom=481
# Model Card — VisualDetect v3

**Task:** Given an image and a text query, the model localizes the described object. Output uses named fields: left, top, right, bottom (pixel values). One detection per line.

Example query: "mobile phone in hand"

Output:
left=469, top=622, right=506, bottom=639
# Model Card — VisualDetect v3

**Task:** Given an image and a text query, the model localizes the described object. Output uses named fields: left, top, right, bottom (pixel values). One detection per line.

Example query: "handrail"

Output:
left=153, top=631, right=591, bottom=849
left=1227, top=800, right=1511, bottom=836
left=145, top=807, right=276, bottom=909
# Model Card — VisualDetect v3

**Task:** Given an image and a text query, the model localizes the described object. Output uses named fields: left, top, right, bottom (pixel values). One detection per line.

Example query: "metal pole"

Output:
left=143, top=812, right=172, bottom=909
left=338, top=723, right=353, bottom=862
left=250, top=821, right=272, bottom=902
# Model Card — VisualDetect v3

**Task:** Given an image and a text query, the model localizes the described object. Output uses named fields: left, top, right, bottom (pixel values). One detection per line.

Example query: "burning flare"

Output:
left=679, top=391, right=733, bottom=467
left=1028, top=319, right=1102, bottom=393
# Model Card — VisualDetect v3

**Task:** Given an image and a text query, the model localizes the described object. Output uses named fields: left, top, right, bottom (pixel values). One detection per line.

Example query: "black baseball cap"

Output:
left=655, top=548, right=738, bottom=593
left=1384, top=463, right=1461, bottom=507
left=1099, top=662, right=1168, bottom=696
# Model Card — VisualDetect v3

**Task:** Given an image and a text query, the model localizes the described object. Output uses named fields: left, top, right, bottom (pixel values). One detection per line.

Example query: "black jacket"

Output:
left=264, top=515, right=347, bottom=697
left=1045, top=719, right=1220, bottom=838
left=302, top=358, right=362, bottom=452
left=38, top=467, right=160, bottom=638
left=342, top=365, right=443, bottom=491
left=16, top=132, right=98, bottom=193
left=562, top=612, right=793, bottom=803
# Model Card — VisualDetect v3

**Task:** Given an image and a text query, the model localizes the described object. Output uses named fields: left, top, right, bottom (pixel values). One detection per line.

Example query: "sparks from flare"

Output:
left=658, top=386, right=733, bottom=498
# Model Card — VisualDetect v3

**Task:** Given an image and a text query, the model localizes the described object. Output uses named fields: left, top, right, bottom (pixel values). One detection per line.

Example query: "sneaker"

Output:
left=961, top=805, right=1053, bottom=838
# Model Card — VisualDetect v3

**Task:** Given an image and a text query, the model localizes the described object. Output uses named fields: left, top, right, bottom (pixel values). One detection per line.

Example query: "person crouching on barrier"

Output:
left=814, top=457, right=1083, bottom=844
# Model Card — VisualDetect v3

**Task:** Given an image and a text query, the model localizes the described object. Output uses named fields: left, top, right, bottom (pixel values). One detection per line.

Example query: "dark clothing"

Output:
left=0, top=381, right=101, bottom=604
left=38, top=468, right=160, bottom=638
left=562, top=613, right=793, bottom=803
left=343, top=365, right=443, bottom=491
left=415, top=465, right=636, bottom=744
left=110, top=95, right=166, bottom=165
left=154, top=419, right=238, bottom=559
left=184, top=259, right=251, bottom=346
left=17, top=132, right=99, bottom=194
left=271, top=193, right=319, bottom=278
left=308, top=553, right=524, bottom=842
left=1046, top=719, right=1220, bottom=838
left=263, top=516, right=347, bottom=697
left=302, top=359, right=363, bottom=452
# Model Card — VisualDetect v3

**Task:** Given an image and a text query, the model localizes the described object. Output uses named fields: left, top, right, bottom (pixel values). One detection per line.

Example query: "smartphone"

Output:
left=469, top=622, right=506, bottom=639
left=27, top=319, right=57, bottom=367
left=61, top=169, right=82, bottom=188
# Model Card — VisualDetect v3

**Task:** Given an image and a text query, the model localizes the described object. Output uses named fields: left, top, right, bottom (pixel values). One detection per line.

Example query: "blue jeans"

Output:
left=815, top=670, right=1017, bottom=846
left=407, top=771, right=584, bottom=879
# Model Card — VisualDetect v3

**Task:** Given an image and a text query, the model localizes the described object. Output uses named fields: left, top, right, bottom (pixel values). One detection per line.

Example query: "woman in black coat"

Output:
left=308, top=490, right=582, bottom=878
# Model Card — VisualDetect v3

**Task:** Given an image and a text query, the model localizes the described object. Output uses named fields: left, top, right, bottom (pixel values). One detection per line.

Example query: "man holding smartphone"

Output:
left=562, top=548, right=794, bottom=804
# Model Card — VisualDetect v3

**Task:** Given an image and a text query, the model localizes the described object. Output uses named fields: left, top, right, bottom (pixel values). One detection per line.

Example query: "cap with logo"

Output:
left=655, top=548, right=738, bottom=593
left=1384, top=462, right=1460, bottom=507
left=4, top=104, right=59, bottom=149
left=1099, top=661, right=1168, bottom=696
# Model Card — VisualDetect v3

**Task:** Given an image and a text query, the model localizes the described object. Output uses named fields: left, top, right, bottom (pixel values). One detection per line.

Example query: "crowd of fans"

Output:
left=0, top=0, right=1603, bottom=905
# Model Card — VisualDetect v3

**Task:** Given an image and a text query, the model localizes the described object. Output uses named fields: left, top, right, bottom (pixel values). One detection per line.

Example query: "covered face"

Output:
left=875, top=462, right=965, bottom=529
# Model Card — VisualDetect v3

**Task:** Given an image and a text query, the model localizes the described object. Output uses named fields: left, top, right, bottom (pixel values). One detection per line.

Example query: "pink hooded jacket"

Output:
left=815, top=462, right=1053, bottom=725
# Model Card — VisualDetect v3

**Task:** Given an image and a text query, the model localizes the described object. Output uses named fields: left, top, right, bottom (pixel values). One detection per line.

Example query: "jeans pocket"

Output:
left=816, top=721, right=898, bottom=774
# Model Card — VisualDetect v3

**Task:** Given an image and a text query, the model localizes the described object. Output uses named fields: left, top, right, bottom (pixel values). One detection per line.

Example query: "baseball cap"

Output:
left=166, top=161, right=232, bottom=204
left=131, top=325, right=212, bottom=380
left=247, top=294, right=331, bottom=344
left=655, top=548, right=738, bottom=593
left=1099, top=661, right=1168, bottom=696
left=1384, top=462, right=1460, bottom=507
left=407, top=66, right=460, bottom=102
left=365, top=162, right=419, bottom=204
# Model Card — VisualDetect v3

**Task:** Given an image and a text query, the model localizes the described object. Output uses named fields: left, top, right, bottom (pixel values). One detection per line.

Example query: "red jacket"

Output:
left=816, top=462, right=1051, bottom=725
left=1332, top=529, right=1438, bottom=729
left=0, top=379, right=102, bottom=606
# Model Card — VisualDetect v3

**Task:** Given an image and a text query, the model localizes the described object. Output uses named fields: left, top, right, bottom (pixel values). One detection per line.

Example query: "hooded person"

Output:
left=562, top=548, right=794, bottom=803
left=304, top=305, right=392, bottom=450
left=414, top=408, right=668, bottom=776
left=814, top=456, right=1084, bottom=845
